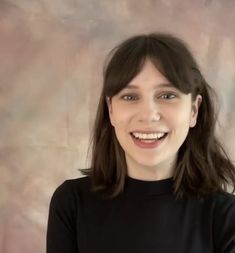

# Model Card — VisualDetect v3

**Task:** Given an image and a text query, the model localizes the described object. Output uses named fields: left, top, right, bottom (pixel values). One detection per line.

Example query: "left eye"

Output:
left=160, top=93, right=176, bottom=99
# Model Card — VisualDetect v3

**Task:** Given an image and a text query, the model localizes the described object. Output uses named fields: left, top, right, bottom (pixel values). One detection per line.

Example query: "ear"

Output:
left=106, top=96, right=115, bottom=126
left=190, top=94, right=202, bottom=128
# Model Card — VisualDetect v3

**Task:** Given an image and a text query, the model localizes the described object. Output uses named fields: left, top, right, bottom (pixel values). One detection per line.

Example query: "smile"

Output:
left=131, top=132, right=167, bottom=140
left=130, top=132, right=168, bottom=149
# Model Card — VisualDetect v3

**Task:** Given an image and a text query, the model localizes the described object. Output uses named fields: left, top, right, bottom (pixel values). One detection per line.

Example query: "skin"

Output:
left=107, top=59, right=202, bottom=181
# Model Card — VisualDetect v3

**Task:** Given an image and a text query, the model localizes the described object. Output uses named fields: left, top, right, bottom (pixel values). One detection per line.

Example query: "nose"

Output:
left=137, top=99, right=161, bottom=123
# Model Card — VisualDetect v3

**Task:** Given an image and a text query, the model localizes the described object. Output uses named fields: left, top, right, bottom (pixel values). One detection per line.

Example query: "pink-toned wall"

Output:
left=0, top=1, right=234, bottom=252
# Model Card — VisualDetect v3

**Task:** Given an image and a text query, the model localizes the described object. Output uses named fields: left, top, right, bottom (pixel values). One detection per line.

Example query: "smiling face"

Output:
left=107, top=59, right=202, bottom=181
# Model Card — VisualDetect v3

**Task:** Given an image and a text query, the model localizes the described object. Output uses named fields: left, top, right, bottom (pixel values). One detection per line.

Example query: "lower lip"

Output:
left=130, top=133, right=168, bottom=149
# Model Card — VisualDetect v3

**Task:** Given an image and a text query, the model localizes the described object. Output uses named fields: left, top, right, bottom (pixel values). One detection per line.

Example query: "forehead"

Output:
left=123, top=83, right=176, bottom=91
left=123, top=59, right=176, bottom=90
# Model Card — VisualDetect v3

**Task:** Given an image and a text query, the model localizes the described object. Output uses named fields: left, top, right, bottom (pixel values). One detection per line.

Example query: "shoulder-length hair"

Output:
left=80, top=33, right=235, bottom=199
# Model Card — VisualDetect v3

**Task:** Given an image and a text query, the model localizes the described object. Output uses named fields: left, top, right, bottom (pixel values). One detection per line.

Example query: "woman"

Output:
left=46, top=33, right=235, bottom=253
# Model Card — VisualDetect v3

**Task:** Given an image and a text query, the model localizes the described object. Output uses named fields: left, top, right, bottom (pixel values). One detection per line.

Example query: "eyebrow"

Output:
left=123, top=83, right=175, bottom=90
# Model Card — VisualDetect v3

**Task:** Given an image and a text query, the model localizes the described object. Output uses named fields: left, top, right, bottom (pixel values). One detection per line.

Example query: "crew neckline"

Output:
left=124, top=176, right=174, bottom=196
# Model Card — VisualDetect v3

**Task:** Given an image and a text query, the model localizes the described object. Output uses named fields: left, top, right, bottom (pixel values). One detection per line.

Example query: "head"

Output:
left=82, top=33, right=234, bottom=198
left=106, top=57, right=202, bottom=181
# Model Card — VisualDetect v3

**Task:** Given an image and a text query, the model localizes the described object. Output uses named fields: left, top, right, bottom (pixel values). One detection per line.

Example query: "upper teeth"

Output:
left=132, top=132, right=166, bottom=139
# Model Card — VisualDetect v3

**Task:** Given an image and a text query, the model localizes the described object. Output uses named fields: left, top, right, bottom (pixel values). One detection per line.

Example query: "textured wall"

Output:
left=0, top=0, right=235, bottom=252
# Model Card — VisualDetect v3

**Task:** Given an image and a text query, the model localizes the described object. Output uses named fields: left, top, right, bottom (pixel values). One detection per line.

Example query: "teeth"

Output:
left=132, top=132, right=166, bottom=140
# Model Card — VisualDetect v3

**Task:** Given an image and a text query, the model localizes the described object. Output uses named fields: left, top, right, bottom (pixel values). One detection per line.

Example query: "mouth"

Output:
left=129, top=132, right=168, bottom=148
left=130, top=132, right=168, bottom=140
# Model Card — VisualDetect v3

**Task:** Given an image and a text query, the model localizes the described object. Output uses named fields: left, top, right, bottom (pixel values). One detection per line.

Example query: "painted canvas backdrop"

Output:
left=0, top=0, right=235, bottom=252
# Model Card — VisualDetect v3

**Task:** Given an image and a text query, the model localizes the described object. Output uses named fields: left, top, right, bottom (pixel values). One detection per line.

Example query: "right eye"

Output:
left=121, top=94, right=138, bottom=101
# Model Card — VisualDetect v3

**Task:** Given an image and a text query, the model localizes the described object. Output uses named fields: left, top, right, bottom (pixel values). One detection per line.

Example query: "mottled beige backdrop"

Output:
left=0, top=0, right=235, bottom=252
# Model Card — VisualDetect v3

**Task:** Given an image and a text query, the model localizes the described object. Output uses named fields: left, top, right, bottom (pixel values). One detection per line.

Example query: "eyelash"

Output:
left=121, top=93, right=177, bottom=101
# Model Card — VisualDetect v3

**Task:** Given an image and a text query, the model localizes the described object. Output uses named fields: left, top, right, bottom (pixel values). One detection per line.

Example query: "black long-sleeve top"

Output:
left=46, top=176, right=235, bottom=253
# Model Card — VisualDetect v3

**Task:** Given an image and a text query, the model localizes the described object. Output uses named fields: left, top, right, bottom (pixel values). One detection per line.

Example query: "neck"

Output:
left=126, top=155, right=177, bottom=181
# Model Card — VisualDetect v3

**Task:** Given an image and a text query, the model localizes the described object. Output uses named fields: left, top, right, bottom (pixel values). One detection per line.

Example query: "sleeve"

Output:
left=213, top=194, right=235, bottom=253
left=46, top=180, right=79, bottom=253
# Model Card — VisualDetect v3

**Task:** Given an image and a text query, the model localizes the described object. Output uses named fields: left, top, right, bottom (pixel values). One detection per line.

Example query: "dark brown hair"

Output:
left=80, top=33, right=235, bottom=199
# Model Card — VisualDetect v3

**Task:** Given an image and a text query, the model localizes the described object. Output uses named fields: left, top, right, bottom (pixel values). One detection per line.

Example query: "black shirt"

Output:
left=46, top=176, right=235, bottom=253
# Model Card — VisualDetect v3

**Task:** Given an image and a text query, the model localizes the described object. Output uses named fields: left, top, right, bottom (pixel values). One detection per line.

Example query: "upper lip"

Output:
left=130, top=129, right=168, bottom=134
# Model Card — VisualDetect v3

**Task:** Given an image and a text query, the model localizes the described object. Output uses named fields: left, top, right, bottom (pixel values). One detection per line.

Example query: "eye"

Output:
left=159, top=93, right=177, bottom=99
left=121, top=94, right=138, bottom=101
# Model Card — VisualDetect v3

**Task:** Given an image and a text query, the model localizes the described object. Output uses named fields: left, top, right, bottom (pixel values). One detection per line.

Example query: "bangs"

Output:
left=103, top=34, right=201, bottom=98
left=103, top=37, right=148, bottom=97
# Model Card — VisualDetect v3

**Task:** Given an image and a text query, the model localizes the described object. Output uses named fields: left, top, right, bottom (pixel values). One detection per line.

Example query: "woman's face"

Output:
left=107, top=59, right=202, bottom=180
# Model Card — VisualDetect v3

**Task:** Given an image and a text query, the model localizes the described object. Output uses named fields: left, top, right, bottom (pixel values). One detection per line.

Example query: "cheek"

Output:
left=164, top=107, right=191, bottom=128
left=112, top=107, right=132, bottom=128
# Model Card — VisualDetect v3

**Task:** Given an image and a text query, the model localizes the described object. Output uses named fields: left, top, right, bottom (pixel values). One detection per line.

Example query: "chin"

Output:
left=134, top=158, right=163, bottom=168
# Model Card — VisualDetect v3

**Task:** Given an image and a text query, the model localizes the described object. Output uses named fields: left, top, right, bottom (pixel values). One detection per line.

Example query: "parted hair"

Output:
left=80, top=33, right=235, bottom=199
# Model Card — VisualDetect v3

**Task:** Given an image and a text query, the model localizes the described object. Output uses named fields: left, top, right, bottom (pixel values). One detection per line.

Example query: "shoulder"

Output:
left=212, top=191, right=235, bottom=225
left=47, top=177, right=91, bottom=244
left=212, top=191, right=235, bottom=214
left=210, top=191, right=235, bottom=251
left=206, top=191, right=235, bottom=221
left=49, top=176, right=91, bottom=211
left=54, top=176, right=90, bottom=194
